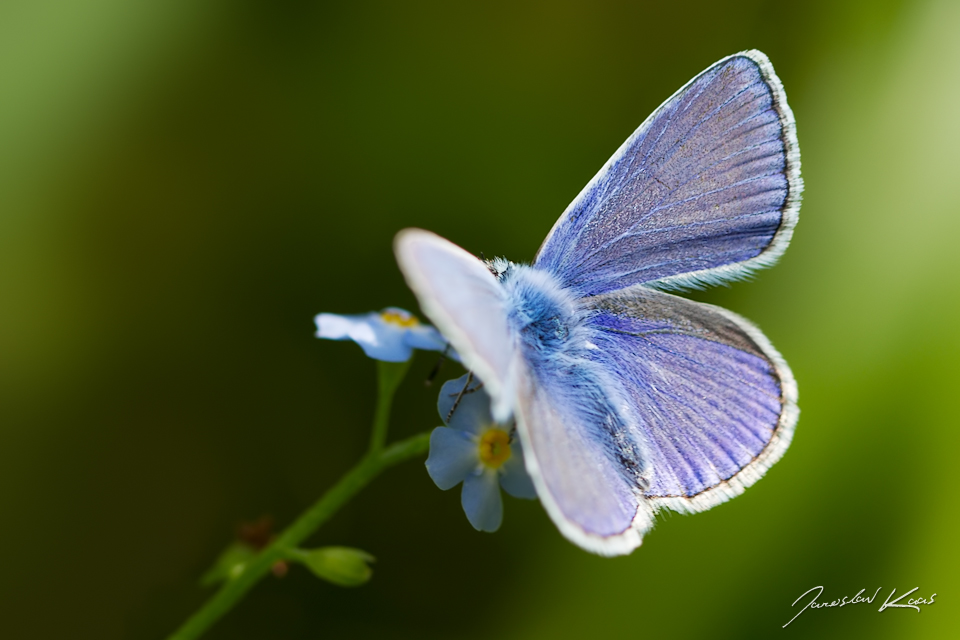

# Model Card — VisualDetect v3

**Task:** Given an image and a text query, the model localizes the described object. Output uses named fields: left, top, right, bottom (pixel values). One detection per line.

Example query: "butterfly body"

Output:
left=492, top=260, right=649, bottom=510
left=396, top=50, right=801, bottom=555
left=493, top=261, right=580, bottom=349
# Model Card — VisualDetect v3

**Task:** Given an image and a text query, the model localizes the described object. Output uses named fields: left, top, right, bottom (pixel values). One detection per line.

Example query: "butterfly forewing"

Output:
left=394, top=230, right=515, bottom=417
left=535, top=50, right=801, bottom=294
left=512, top=356, right=649, bottom=555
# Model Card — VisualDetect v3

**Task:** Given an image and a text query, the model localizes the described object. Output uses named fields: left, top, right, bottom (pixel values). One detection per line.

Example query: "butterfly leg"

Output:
left=424, top=345, right=454, bottom=386
left=446, top=371, right=474, bottom=422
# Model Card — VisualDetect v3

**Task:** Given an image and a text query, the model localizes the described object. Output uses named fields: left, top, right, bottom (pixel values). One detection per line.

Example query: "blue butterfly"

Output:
left=395, top=50, right=801, bottom=555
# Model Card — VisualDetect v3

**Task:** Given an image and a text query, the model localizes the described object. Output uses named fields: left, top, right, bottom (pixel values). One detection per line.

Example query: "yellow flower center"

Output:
left=380, top=309, right=420, bottom=328
left=478, top=428, right=512, bottom=469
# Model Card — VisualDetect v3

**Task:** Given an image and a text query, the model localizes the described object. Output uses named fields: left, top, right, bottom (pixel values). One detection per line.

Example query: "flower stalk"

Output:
left=370, top=360, right=411, bottom=452
left=166, top=361, right=428, bottom=640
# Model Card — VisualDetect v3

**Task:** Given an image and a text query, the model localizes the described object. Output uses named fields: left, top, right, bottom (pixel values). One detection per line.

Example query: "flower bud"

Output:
left=295, top=546, right=375, bottom=587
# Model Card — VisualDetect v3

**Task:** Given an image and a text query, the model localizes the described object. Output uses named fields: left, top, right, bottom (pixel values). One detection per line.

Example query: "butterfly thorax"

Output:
left=495, top=262, right=586, bottom=352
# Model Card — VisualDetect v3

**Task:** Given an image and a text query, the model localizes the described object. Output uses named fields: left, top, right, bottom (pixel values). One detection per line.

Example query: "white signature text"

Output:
left=783, top=586, right=936, bottom=627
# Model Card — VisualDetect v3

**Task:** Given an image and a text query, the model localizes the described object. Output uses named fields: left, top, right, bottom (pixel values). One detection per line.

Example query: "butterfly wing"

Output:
left=511, top=352, right=651, bottom=555
left=583, top=286, right=798, bottom=515
left=394, top=229, right=516, bottom=419
left=535, top=50, right=802, bottom=295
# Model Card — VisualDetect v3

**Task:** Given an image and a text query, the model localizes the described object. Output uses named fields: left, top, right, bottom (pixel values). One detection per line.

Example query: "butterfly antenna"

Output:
left=446, top=371, right=473, bottom=422
left=424, top=345, right=452, bottom=386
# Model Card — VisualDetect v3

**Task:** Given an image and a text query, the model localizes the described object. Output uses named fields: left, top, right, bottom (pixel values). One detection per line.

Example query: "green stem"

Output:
left=370, top=360, right=411, bottom=453
left=166, top=431, right=430, bottom=640
left=167, top=358, right=424, bottom=640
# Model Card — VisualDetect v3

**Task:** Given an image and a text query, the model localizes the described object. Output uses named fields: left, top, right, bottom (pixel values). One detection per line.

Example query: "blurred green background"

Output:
left=2, top=0, right=958, bottom=638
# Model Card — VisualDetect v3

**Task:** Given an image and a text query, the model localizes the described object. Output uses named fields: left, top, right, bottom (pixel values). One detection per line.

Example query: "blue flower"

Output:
left=315, top=307, right=455, bottom=362
left=426, top=374, right=537, bottom=532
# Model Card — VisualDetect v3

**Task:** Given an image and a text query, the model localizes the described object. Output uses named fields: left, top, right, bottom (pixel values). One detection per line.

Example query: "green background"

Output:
left=1, top=0, right=957, bottom=638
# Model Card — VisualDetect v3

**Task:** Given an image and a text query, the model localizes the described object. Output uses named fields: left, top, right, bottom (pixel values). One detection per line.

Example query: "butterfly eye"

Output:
left=483, top=257, right=514, bottom=282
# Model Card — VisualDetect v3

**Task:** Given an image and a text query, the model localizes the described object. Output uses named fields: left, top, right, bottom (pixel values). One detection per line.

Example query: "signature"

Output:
left=783, top=586, right=937, bottom=627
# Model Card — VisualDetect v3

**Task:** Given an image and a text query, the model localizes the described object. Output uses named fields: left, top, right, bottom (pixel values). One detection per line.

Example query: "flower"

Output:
left=314, top=307, right=455, bottom=362
left=426, top=374, right=537, bottom=532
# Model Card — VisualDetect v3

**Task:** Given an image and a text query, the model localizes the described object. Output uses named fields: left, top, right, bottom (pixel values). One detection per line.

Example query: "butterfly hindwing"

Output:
left=535, top=50, right=801, bottom=294
left=583, top=287, right=798, bottom=514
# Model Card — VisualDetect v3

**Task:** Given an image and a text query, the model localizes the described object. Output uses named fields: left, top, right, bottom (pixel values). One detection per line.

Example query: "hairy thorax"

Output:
left=487, top=259, right=587, bottom=354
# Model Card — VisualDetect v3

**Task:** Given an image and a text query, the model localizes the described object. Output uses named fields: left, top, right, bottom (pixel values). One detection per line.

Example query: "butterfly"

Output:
left=395, top=50, right=801, bottom=555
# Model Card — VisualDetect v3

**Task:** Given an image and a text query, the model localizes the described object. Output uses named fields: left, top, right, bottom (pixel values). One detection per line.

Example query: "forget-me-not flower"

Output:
left=315, top=307, right=455, bottom=362
left=426, top=374, right=537, bottom=532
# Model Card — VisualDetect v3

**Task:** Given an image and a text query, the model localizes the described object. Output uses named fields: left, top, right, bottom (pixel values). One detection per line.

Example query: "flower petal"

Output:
left=315, top=311, right=415, bottom=361
left=316, top=308, right=454, bottom=362
left=314, top=313, right=367, bottom=340
left=353, top=315, right=414, bottom=362
left=404, top=324, right=449, bottom=353
left=499, top=441, right=537, bottom=499
left=425, top=427, right=478, bottom=490
left=461, top=470, right=503, bottom=532
left=437, top=374, right=493, bottom=434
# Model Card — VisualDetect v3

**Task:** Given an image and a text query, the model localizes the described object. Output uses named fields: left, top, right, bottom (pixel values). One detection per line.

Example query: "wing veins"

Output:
left=585, top=222, right=779, bottom=283
left=648, top=373, right=775, bottom=447
left=599, top=327, right=781, bottom=401
left=643, top=390, right=748, bottom=488
left=577, top=98, right=782, bottom=265
left=629, top=79, right=762, bottom=197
